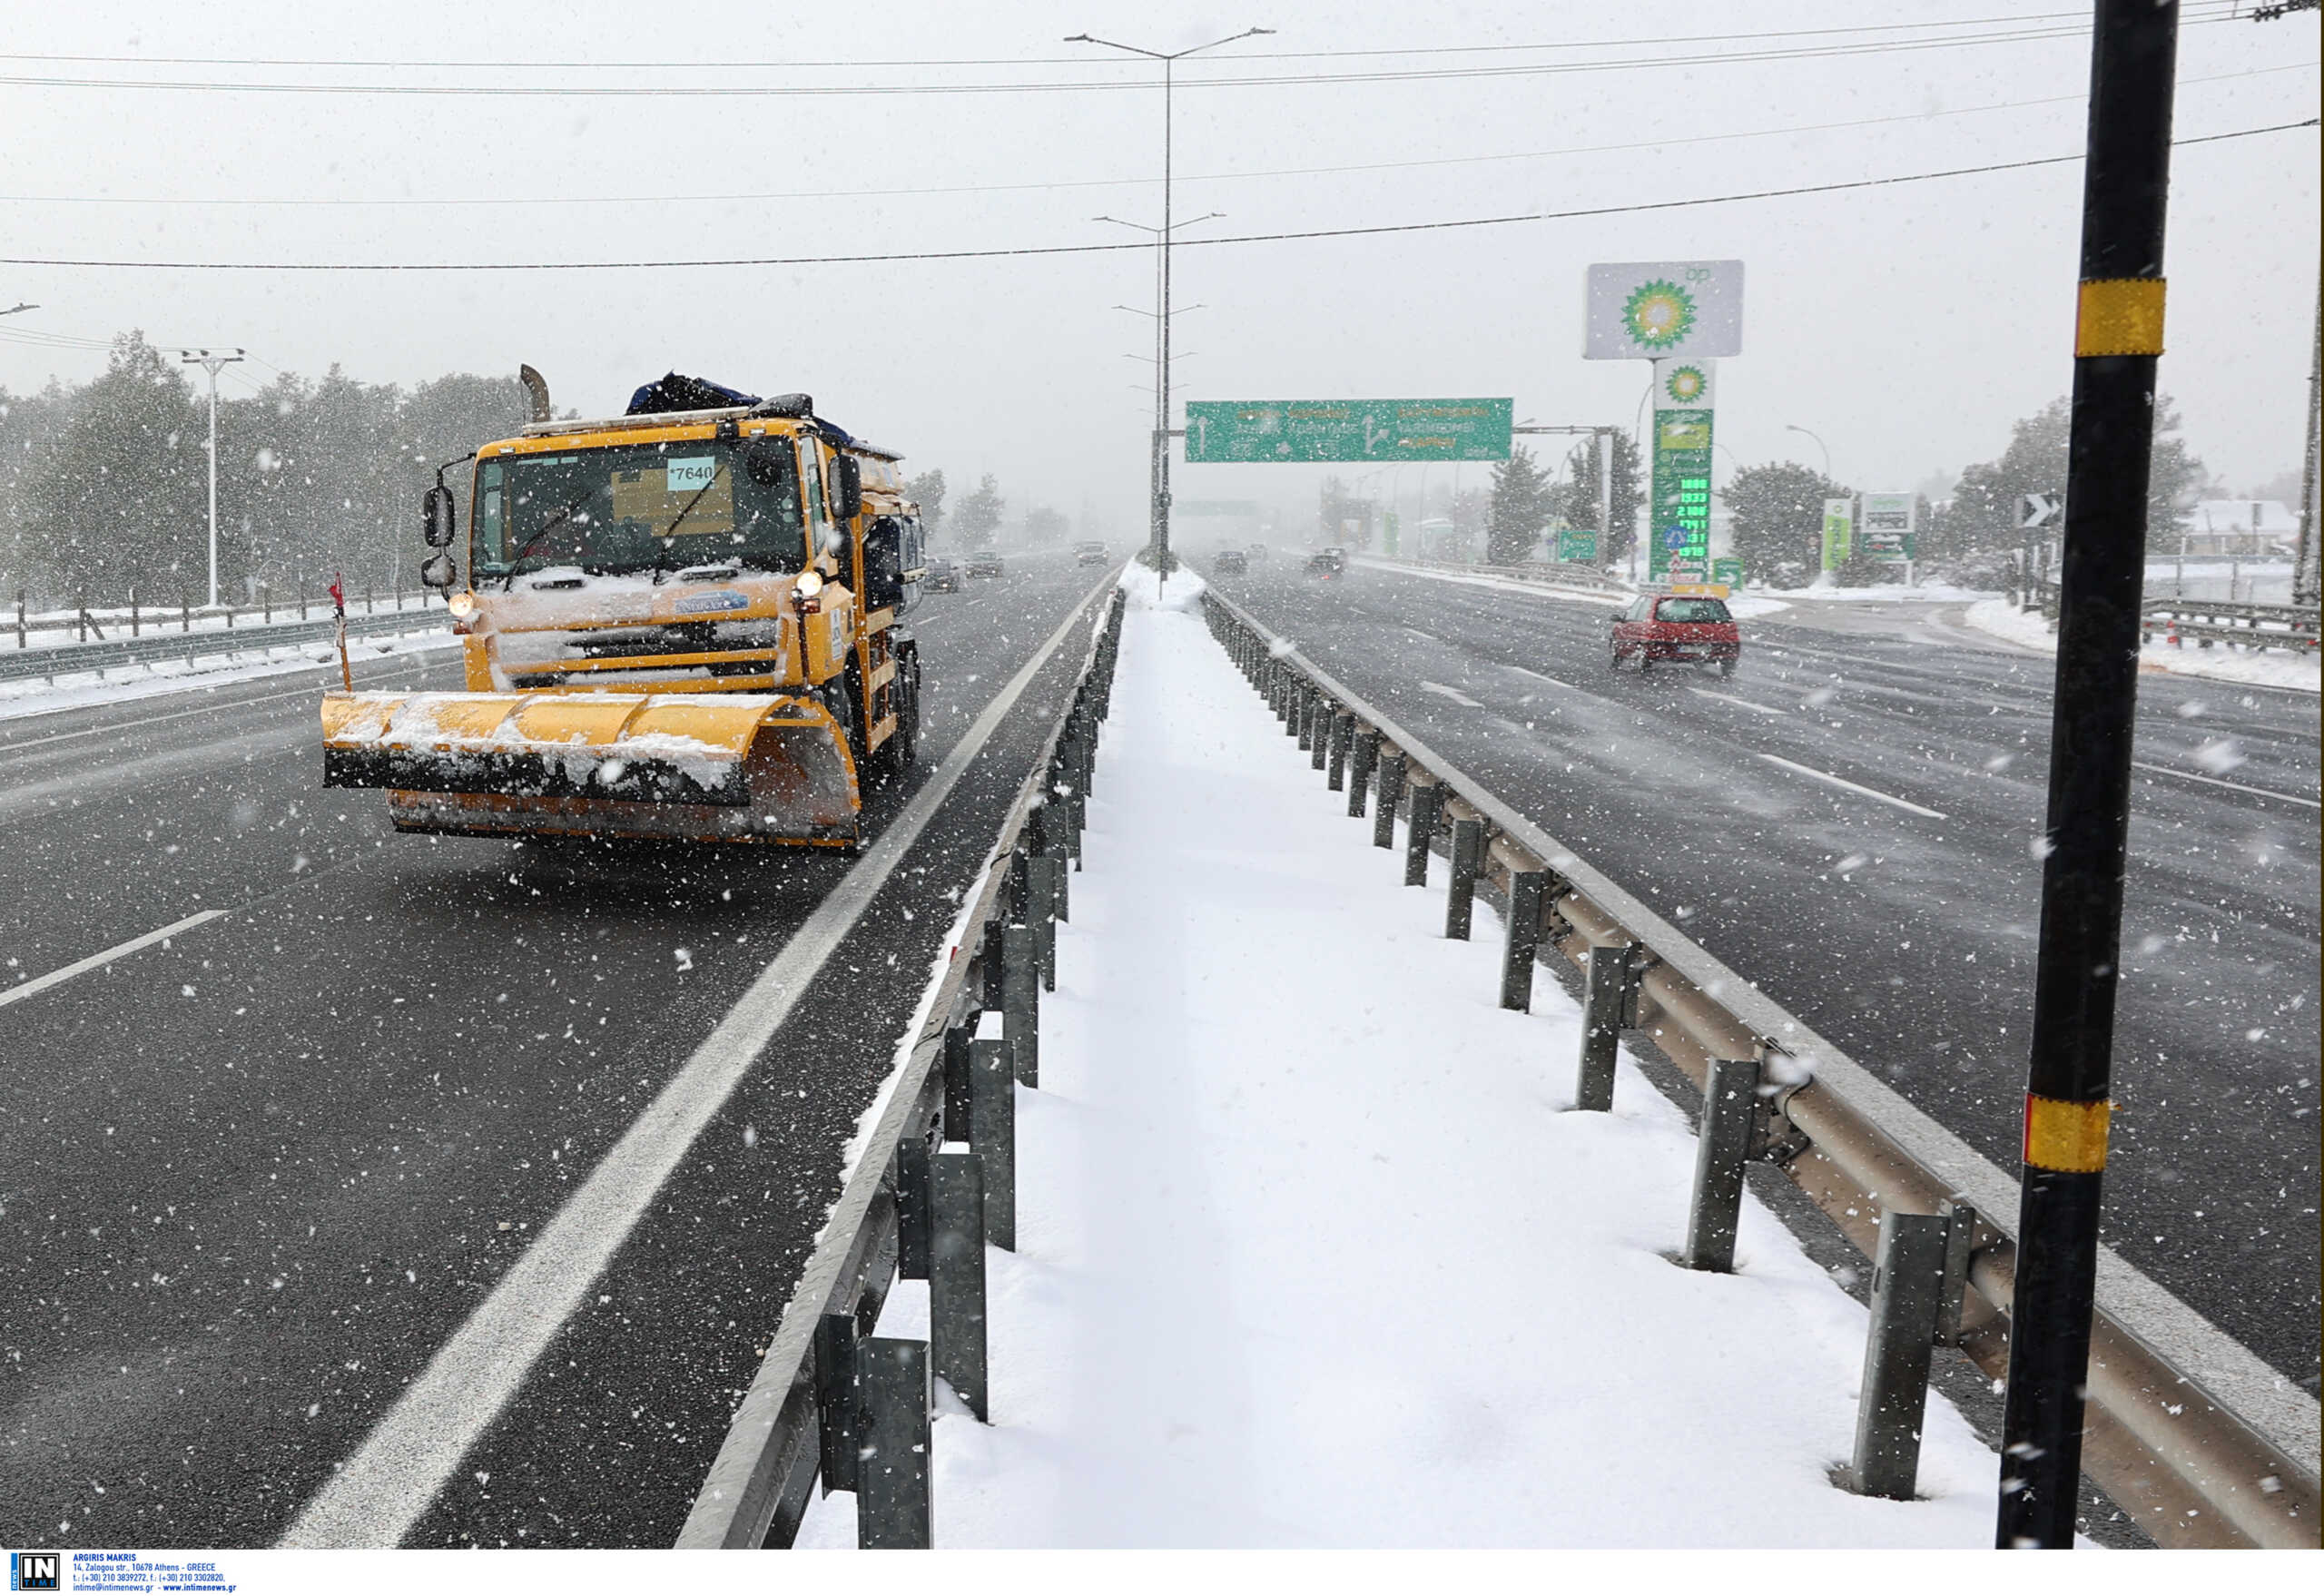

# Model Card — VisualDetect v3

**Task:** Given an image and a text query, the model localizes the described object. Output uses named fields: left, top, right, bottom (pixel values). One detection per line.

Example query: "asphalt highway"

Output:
left=1214, top=559, right=2319, bottom=1395
left=0, top=551, right=1113, bottom=1546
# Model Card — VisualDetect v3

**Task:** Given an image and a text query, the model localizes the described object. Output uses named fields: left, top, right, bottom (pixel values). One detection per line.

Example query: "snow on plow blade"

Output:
left=320, top=691, right=860, bottom=845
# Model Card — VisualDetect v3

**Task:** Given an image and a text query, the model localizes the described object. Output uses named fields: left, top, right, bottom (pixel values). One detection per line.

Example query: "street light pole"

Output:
left=1071, top=26, right=1274, bottom=584
left=180, top=348, right=246, bottom=609
left=1785, top=422, right=1833, bottom=482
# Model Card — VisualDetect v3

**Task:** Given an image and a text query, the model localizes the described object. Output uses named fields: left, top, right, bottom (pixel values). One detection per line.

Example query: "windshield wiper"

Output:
left=661, top=459, right=726, bottom=541
left=497, top=489, right=598, bottom=589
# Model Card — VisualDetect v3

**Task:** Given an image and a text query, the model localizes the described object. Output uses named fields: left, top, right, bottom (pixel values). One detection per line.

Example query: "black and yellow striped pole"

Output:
left=1998, top=0, right=2176, bottom=1551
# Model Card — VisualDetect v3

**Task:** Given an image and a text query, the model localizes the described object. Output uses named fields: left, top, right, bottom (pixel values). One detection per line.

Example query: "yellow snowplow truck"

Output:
left=321, top=371, right=924, bottom=847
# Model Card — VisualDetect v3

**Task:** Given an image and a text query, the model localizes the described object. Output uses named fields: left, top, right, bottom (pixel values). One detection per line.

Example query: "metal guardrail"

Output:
left=2139, top=596, right=2319, bottom=654
left=2015, top=582, right=2320, bottom=655
left=0, top=606, right=447, bottom=685
left=1201, top=586, right=2319, bottom=1550
left=678, top=584, right=1126, bottom=1550
left=1364, top=554, right=1630, bottom=596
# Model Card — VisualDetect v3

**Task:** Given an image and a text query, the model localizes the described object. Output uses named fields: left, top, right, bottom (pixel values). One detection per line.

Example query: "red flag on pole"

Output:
left=329, top=571, right=351, bottom=691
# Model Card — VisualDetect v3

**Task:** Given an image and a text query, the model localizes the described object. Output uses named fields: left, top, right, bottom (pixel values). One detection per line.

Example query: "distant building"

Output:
left=2181, top=499, right=2297, bottom=556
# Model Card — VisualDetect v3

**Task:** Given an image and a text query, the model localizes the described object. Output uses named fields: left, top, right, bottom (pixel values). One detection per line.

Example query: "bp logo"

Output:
left=1663, top=364, right=1708, bottom=405
left=1624, top=280, right=1697, bottom=350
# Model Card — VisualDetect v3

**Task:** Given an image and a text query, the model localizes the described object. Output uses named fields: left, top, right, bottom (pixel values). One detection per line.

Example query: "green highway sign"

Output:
left=1185, top=399, right=1512, bottom=463
left=1556, top=526, right=1599, bottom=564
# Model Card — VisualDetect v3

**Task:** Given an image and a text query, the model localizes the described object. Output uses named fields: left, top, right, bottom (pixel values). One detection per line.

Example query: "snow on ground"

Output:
left=796, top=576, right=2002, bottom=1549
left=1749, top=581, right=1997, bottom=605
left=0, top=624, right=458, bottom=724
left=1351, top=556, right=1629, bottom=609
left=1963, top=598, right=2320, bottom=694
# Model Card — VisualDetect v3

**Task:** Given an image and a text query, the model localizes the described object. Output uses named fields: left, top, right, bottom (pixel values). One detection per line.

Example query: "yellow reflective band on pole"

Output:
left=2024, top=1094, right=2112, bottom=1174
left=2074, top=278, right=2166, bottom=357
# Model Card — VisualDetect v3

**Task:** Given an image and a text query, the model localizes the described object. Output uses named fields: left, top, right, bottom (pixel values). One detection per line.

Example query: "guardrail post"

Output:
left=1028, top=856, right=1059, bottom=991
left=1574, top=943, right=1638, bottom=1112
left=1295, top=685, right=1315, bottom=751
left=943, top=1021, right=974, bottom=1144
left=897, top=1126, right=934, bottom=1282
left=1347, top=729, right=1378, bottom=818
left=130, top=590, right=140, bottom=637
left=1002, top=926, right=1039, bottom=1086
left=1283, top=674, right=1301, bottom=736
left=1007, top=845, right=1029, bottom=924
left=856, top=1337, right=931, bottom=1549
left=970, top=1036, right=1016, bottom=1250
left=14, top=591, right=22, bottom=648
left=1499, top=870, right=1547, bottom=1011
left=979, top=920, right=1005, bottom=1014
left=1327, top=712, right=1353, bottom=791
left=180, top=596, right=190, bottom=633
left=1681, top=1057, right=1762, bottom=1273
left=814, top=1311, right=863, bottom=1494
left=261, top=584, right=271, bottom=625
left=931, top=1150, right=989, bottom=1422
left=1444, top=818, right=1483, bottom=940
left=1372, top=754, right=1405, bottom=849
left=1845, top=1210, right=1950, bottom=1502
left=1935, top=1196, right=1978, bottom=1347
left=1403, top=781, right=1440, bottom=885
left=1311, top=701, right=1331, bottom=771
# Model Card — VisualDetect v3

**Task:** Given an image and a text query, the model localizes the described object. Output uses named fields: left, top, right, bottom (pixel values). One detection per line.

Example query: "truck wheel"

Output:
left=890, top=651, right=921, bottom=770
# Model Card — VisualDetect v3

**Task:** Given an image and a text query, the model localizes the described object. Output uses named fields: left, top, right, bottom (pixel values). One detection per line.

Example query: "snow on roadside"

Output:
left=1350, top=556, right=1629, bottom=609
left=1963, top=598, right=2320, bottom=695
left=797, top=582, right=2000, bottom=1548
left=0, top=625, right=458, bottom=724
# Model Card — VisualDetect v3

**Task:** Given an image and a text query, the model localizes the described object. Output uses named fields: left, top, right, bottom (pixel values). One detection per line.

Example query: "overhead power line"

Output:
left=0, top=15, right=2250, bottom=99
left=0, top=120, right=2305, bottom=275
left=0, top=62, right=2307, bottom=211
left=0, top=8, right=2247, bottom=72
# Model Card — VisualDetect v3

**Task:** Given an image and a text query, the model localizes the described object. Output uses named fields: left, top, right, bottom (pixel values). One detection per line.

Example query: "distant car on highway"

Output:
left=1213, top=547, right=1248, bottom=574
left=1246, top=543, right=1269, bottom=562
left=1305, top=547, right=1348, bottom=579
left=965, top=548, right=1005, bottom=577
left=921, top=556, right=961, bottom=593
left=1610, top=593, right=1740, bottom=675
left=1074, top=540, right=1109, bottom=566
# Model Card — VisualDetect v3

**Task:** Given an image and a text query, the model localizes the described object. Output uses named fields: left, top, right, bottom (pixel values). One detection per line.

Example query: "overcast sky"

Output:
left=2, top=1, right=2316, bottom=536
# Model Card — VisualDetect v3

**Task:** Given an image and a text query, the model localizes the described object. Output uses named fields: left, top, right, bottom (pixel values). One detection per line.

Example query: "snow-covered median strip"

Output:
left=0, top=624, right=459, bottom=723
left=1963, top=598, right=2320, bottom=694
left=798, top=575, right=2000, bottom=1547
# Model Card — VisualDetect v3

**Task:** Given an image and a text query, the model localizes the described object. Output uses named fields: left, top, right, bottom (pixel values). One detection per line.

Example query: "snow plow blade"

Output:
left=320, top=691, right=860, bottom=845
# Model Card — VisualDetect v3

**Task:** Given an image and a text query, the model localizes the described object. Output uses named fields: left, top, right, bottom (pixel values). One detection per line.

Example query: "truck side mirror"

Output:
left=420, top=553, right=458, bottom=591
left=832, top=455, right=862, bottom=521
left=423, top=485, right=458, bottom=547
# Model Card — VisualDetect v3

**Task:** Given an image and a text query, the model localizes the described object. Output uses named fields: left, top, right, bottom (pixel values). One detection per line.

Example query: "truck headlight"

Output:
left=448, top=590, right=478, bottom=619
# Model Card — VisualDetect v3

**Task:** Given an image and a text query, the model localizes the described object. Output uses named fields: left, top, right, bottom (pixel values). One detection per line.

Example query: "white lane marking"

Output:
left=2132, top=759, right=2320, bottom=810
left=1688, top=687, right=1786, bottom=717
left=1419, top=680, right=1484, bottom=708
left=0, top=910, right=230, bottom=1011
left=1505, top=665, right=1579, bottom=691
left=1755, top=753, right=1949, bottom=820
left=281, top=578, right=1112, bottom=1550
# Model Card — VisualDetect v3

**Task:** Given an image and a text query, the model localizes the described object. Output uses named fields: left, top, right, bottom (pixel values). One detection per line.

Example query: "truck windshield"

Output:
left=473, top=438, right=806, bottom=580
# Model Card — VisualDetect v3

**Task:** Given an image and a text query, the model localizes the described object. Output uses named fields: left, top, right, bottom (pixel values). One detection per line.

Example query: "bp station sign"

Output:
left=1585, top=261, right=1743, bottom=583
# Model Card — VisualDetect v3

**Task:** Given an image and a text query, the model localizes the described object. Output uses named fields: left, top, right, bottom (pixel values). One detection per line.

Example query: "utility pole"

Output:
left=1998, top=0, right=2176, bottom=1551
left=2296, top=264, right=2321, bottom=606
left=1071, top=26, right=1274, bottom=587
left=180, top=348, right=247, bottom=609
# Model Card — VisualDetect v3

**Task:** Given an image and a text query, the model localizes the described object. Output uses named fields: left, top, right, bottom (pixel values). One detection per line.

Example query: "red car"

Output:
left=1610, top=593, right=1741, bottom=675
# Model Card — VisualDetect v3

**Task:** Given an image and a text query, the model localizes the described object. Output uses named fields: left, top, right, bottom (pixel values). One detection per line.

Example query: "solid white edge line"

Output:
left=0, top=909, right=230, bottom=1010
left=1755, top=751, right=1949, bottom=819
left=280, top=574, right=1112, bottom=1550
left=2131, top=758, right=2320, bottom=810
